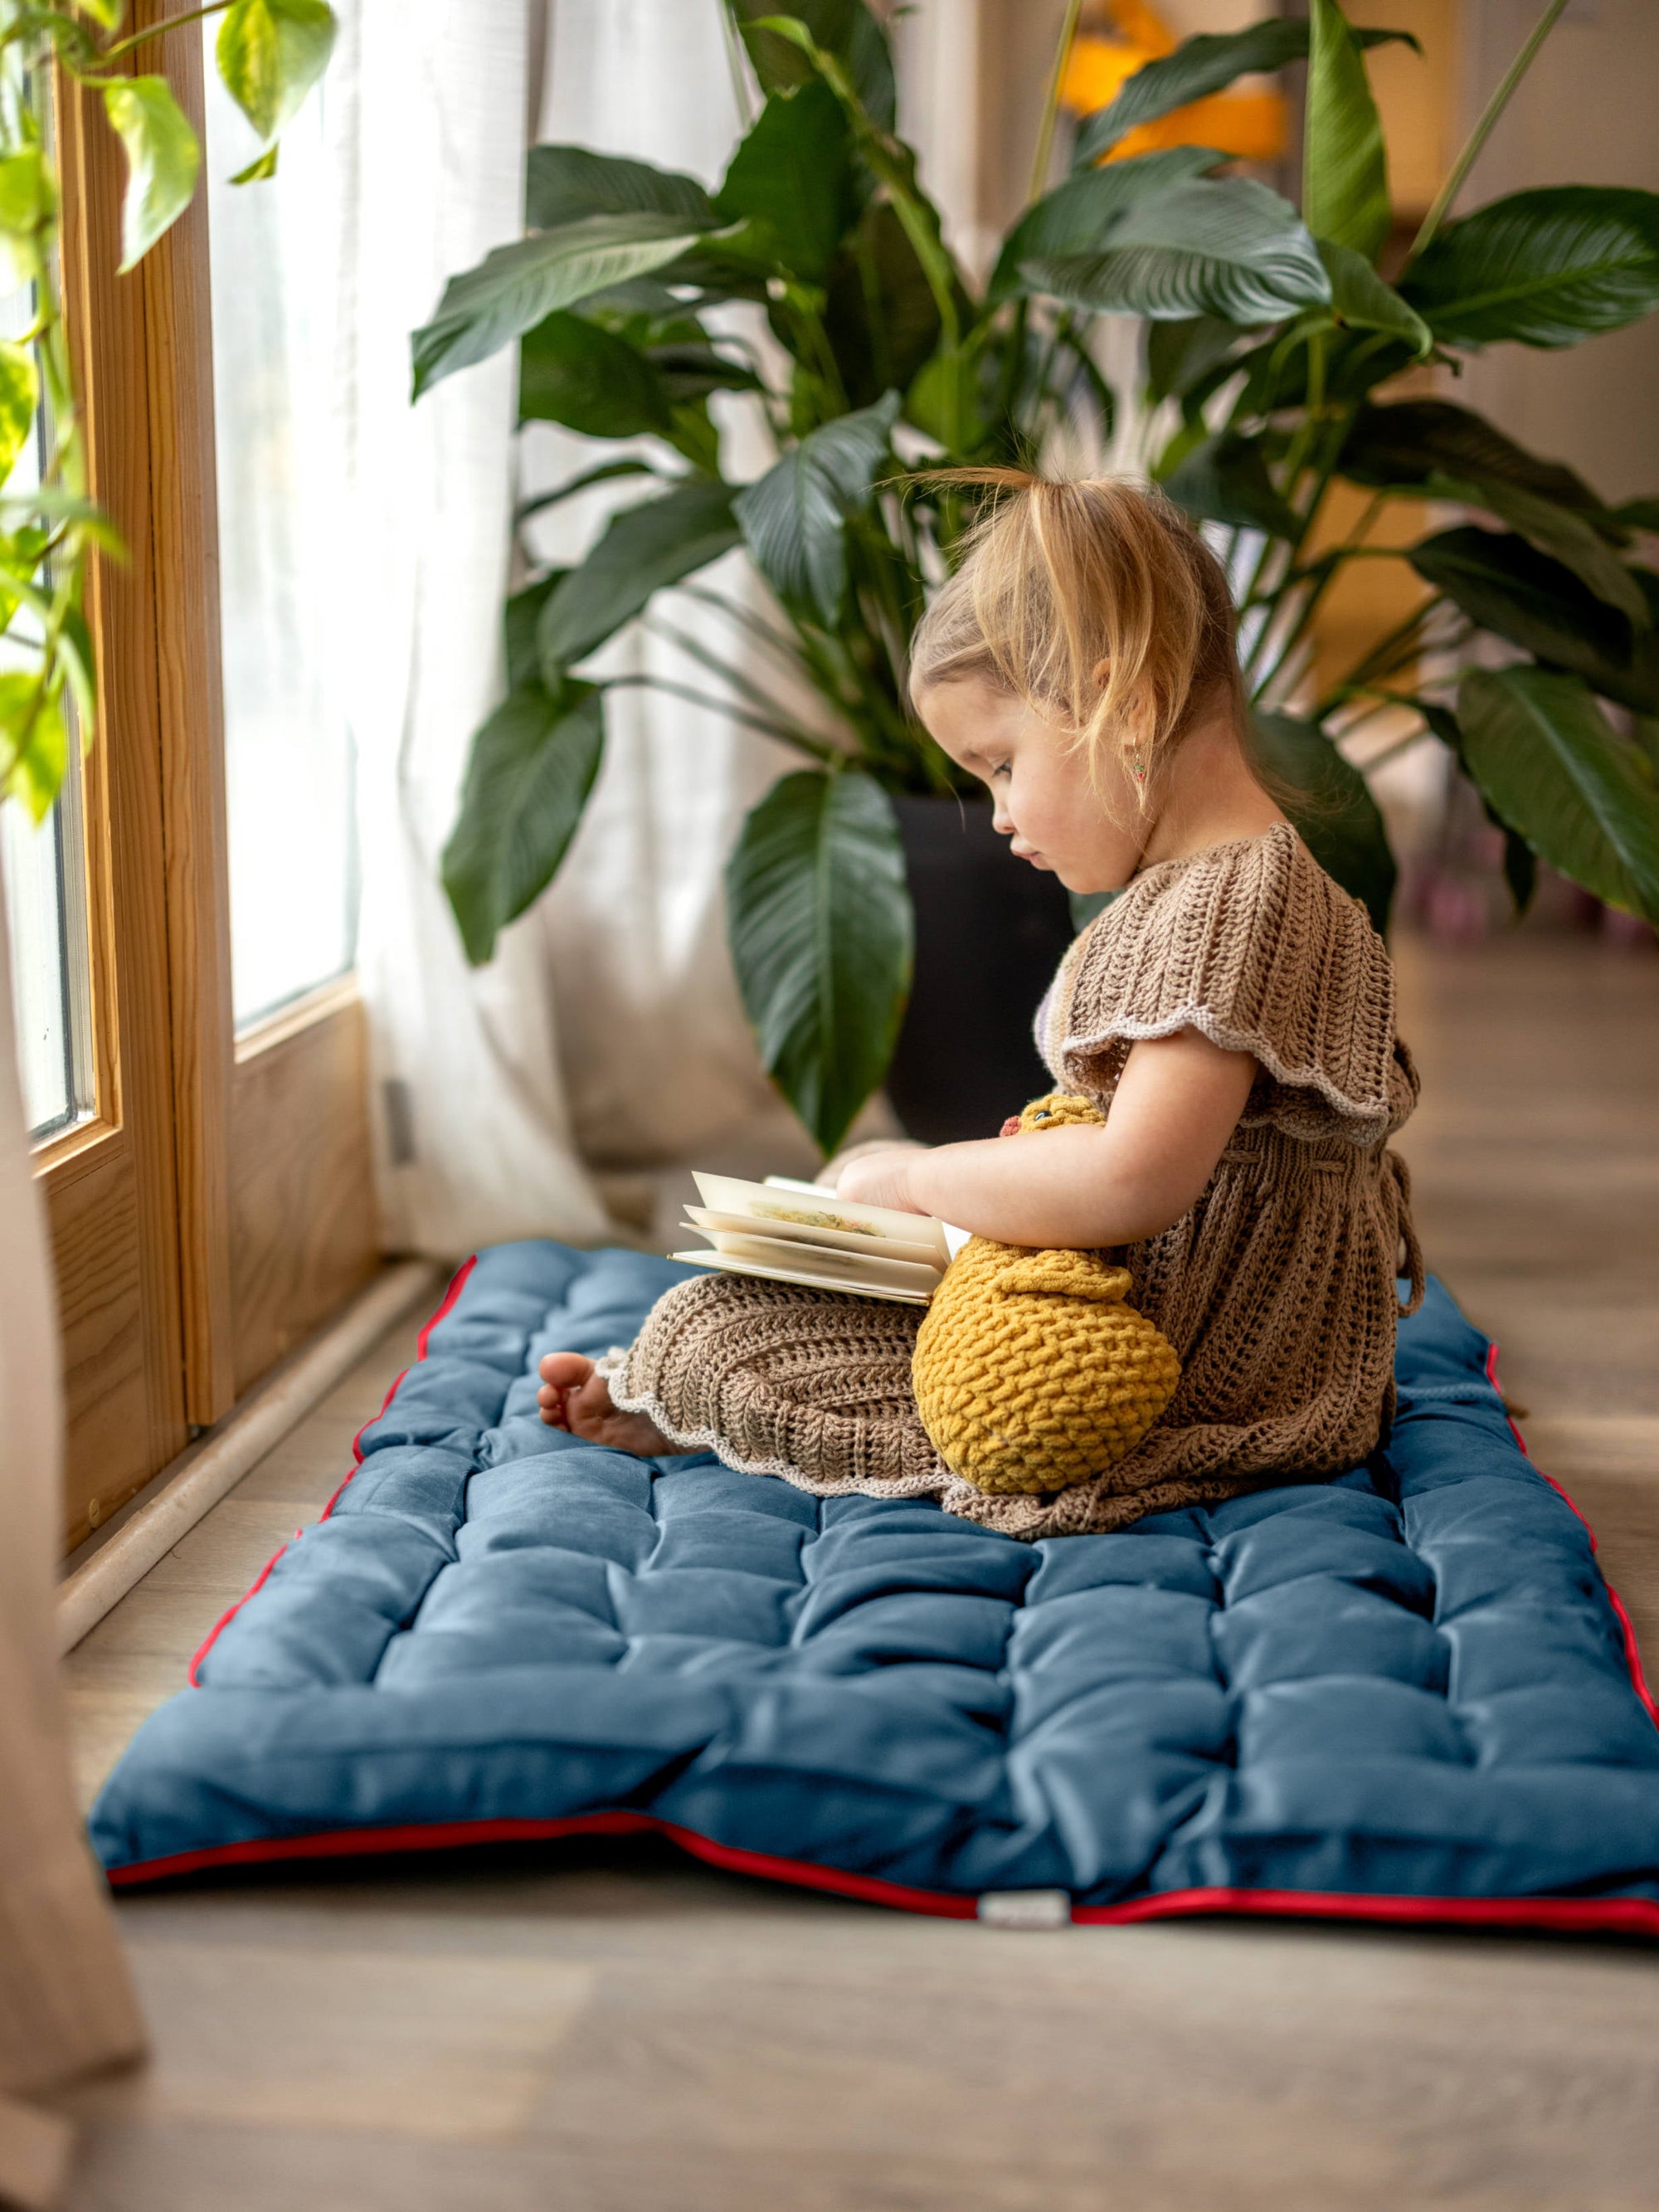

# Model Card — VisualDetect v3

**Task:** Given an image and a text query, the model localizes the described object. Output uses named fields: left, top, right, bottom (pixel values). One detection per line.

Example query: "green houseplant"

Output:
left=0, top=0, right=336, bottom=821
left=421, top=0, right=1659, bottom=1157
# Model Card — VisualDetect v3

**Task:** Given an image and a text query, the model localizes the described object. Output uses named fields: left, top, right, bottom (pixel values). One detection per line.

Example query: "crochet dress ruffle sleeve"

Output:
left=1045, top=821, right=1416, bottom=1147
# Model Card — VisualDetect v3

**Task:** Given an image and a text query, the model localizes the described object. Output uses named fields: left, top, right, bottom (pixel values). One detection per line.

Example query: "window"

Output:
left=2, top=761, right=92, bottom=1138
left=202, top=39, right=358, bottom=1029
left=0, top=231, right=93, bottom=1139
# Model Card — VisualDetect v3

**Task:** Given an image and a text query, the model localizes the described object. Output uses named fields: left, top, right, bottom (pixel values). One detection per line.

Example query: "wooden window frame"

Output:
left=39, top=2, right=377, bottom=1547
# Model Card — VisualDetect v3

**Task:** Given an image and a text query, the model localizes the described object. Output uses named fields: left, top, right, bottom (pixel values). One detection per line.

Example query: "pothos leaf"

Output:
left=0, top=342, right=39, bottom=490
left=231, top=144, right=280, bottom=185
left=0, top=670, right=68, bottom=824
left=103, top=76, right=201, bottom=273
left=215, top=0, right=337, bottom=146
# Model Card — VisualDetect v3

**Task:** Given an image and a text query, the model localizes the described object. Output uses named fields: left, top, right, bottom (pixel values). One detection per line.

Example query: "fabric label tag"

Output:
left=977, top=1889, right=1073, bottom=1930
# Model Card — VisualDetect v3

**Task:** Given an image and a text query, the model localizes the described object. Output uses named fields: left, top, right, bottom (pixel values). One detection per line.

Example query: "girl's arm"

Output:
left=836, top=1029, right=1258, bottom=1248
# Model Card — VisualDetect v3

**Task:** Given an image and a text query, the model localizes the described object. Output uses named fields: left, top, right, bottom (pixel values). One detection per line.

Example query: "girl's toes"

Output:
left=539, top=1350, right=595, bottom=1389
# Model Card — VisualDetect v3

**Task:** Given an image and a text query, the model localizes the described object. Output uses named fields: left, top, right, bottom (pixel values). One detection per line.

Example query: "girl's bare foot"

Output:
left=538, top=1352, right=674, bottom=1456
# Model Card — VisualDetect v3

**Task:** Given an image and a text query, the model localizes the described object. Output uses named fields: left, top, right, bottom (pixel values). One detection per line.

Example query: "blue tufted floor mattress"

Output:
left=90, top=1244, right=1659, bottom=1933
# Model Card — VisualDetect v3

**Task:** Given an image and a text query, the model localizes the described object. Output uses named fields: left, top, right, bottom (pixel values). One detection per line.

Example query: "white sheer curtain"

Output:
left=521, top=0, right=834, bottom=1244
left=337, top=0, right=613, bottom=1258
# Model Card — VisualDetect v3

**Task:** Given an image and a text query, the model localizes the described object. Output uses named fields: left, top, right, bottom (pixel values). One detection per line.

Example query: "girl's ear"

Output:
left=1091, top=657, right=1111, bottom=688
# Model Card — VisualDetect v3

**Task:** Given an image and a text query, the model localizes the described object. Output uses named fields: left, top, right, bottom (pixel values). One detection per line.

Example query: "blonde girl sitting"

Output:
left=537, top=472, right=1423, bottom=1539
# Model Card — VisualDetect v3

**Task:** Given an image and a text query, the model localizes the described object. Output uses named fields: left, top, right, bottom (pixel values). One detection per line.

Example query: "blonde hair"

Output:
left=907, top=470, right=1243, bottom=805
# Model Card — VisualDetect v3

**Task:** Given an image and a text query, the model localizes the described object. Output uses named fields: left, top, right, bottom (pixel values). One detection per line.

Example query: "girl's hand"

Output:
left=834, top=1144, right=929, bottom=1214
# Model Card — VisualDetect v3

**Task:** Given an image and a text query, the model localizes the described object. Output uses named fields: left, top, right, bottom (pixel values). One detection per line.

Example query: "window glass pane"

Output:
left=0, top=236, right=93, bottom=1143
left=202, top=41, right=357, bottom=1030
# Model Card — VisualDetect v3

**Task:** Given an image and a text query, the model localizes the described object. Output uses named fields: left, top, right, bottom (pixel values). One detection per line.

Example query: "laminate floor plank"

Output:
left=55, top=933, right=1659, bottom=2210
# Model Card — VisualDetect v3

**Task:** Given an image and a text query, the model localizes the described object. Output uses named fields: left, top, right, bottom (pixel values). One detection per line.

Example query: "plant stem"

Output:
left=100, top=0, right=235, bottom=66
left=604, top=673, right=838, bottom=763
left=1406, top=0, right=1569, bottom=263
left=1028, top=0, right=1083, bottom=202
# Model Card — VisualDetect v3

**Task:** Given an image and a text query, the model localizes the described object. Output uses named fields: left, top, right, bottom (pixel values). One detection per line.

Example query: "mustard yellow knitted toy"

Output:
left=911, top=1093, right=1181, bottom=1495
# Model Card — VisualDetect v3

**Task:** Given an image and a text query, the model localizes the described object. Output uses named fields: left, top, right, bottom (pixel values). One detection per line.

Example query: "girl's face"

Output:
left=916, top=675, right=1145, bottom=894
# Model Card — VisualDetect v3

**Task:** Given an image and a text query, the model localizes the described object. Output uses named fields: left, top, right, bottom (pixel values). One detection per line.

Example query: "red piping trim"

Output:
left=1483, top=1339, right=1658, bottom=1732
left=102, top=1811, right=1659, bottom=1935
left=149, top=1291, right=1656, bottom=1931
left=187, top=1542, right=291, bottom=1688
left=187, top=1256, right=480, bottom=1682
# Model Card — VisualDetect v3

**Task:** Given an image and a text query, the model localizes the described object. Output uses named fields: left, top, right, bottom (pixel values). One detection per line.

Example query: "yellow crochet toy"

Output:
left=911, top=1093, right=1182, bottom=1495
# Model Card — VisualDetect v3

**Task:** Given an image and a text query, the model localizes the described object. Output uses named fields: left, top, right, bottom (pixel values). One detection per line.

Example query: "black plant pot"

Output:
left=886, top=794, right=1078, bottom=1145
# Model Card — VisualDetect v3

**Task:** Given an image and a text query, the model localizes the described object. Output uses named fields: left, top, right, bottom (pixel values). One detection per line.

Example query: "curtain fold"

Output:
left=0, top=870, right=144, bottom=2140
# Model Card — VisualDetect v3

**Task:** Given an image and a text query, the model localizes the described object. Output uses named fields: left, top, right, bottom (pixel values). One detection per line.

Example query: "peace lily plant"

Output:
left=0, top=0, right=334, bottom=821
left=422, top=0, right=1659, bottom=1157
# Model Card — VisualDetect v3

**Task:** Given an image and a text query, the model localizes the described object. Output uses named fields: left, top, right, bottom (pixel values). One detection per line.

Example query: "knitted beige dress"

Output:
left=604, top=823, right=1423, bottom=1538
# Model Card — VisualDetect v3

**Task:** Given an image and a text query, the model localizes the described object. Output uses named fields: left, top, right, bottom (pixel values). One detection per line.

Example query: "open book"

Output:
left=674, top=1172, right=966, bottom=1305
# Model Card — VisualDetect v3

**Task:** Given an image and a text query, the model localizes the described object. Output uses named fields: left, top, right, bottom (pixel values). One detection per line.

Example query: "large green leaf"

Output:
left=525, top=145, right=716, bottom=231
left=1073, top=22, right=1418, bottom=168
left=103, top=77, right=200, bottom=272
left=1161, top=431, right=1297, bottom=538
left=504, top=572, right=566, bottom=691
left=1413, top=477, right=1644, bottom=626
left=1318, top=240, right=1429, bottom=353
left=1339, top=400, right=1615, bottom=526
left=1024, top=178, right=1331, bottom=325
left=412, top=214, right=722, bottom=397
left=538, top=479, right=742, bottom=672
left=1409, top=527, right=1659, bottom=714
left=1146, top=314, right=1243, bottom=405
left=1457, top=665, right=1659, bottom=924
left=731, top=0, right=896, bottom=134
left=1250, top=711, right=1396, bottom=934
left=518, top=313, right=669, bottom=437
left=215, top=0, right=336, bottom=145
left=986, top=147, right=1220, bottom=305
left=733, top=390, right=898, bottom=625
left=1304, top=0, right=1390, bottom=265
left=713, top=79, right=853, bottom=281
left=647, top=339, right=763, bottom=405
left=1404, top=187, right=1659, bottom=349
left=442, top=680, right=606, bottom=965
left=725, top=767, right=911, bottom=1154
left=824, top=201, right=942, bottom=407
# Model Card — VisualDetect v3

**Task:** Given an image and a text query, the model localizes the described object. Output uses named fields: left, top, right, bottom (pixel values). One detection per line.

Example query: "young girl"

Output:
left=538, top=472, right=1423, bottom=1539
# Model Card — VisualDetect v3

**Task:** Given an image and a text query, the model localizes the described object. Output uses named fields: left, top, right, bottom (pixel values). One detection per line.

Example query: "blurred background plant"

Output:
left=423, top=0, right=1659, bottom=1157
left=0, top=0, right=335, bottom=824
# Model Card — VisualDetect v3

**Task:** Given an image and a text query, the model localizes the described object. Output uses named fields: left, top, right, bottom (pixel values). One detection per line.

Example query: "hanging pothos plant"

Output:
left=421, top=0, right=1659, bottom=1157
left=0, top=0, right=335, bottom=821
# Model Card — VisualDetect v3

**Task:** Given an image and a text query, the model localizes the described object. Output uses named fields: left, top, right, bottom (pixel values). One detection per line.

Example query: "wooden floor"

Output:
left=56, top=932, right=1659, bottom=2212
